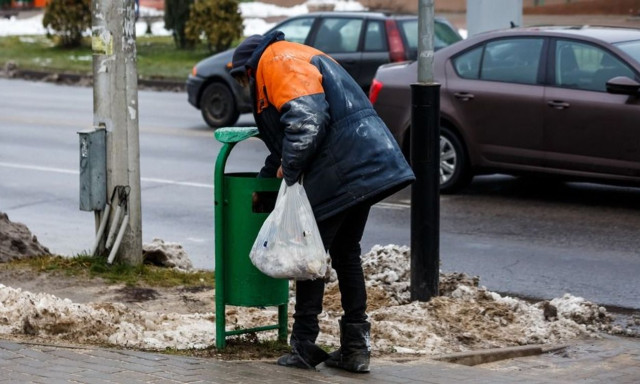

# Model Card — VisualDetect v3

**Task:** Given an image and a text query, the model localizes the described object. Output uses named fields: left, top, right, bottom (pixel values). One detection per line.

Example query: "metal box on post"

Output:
left=214, top=127, right=289, bottom=349
left=78, top=128, right=107, bottom=212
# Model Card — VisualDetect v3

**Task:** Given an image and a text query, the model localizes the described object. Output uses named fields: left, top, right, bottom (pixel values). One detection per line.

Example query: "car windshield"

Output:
left=614, top=39, right=640, bottom=64
left=398, top=19, right=463, bottom=60
left=274, top=17, right=314, bottom=44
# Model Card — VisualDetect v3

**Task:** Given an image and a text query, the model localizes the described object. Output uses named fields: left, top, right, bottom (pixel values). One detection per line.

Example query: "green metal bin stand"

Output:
left=214, top=127, right=289, bottom=350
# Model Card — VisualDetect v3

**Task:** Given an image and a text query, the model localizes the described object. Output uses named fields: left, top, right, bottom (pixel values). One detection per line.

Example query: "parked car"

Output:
left=370, top=26, right=640, bottom=193
left=187, top=11, right=462, bottom=128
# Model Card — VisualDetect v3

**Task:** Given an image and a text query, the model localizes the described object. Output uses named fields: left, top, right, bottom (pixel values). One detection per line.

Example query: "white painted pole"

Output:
left=417, top=0, right=435, bottom=84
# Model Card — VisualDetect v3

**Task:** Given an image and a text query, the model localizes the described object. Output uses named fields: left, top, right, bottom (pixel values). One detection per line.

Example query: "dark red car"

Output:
left=370, top=26, right=640, bottom=193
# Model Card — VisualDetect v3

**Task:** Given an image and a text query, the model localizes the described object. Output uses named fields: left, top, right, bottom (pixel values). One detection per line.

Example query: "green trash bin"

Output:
left=214, top=127, right=289, bottom=349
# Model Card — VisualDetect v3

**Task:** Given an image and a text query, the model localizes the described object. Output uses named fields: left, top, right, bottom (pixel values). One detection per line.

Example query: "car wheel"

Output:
left=440, top=127, right=471, bottom=194
left=200, top=82, right=239, bottom=128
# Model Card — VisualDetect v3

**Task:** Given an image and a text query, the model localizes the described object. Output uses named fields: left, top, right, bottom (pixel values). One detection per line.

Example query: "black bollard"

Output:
left=410, top=82, right=441, bottom=302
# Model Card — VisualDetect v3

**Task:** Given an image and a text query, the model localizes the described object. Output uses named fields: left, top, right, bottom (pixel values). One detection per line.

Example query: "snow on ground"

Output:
left=0, top=13, right=48, bottom=36
left=0, top=284, right=216, bottom=350
left=240, top=0, right=366, bottom=35
left=0, top=2, right=366, bottom=38
left=0, top=8, right=169, bottom=37
left=0, top=245, right=618, bottom=353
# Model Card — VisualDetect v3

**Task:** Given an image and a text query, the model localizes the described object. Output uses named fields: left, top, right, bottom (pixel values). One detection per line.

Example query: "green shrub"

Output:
left=185, top=0, right=244, bottom=53
left=42, top=0, right=92, bottom=48
left=164, top=0, right=196, bottom=49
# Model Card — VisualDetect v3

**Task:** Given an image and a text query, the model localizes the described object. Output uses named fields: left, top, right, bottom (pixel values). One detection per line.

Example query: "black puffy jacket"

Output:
left=246, top=31, right=415, bottom=221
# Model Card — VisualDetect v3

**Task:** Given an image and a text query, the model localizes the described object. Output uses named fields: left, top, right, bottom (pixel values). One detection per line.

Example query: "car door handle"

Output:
left=547, top=100, right=570, bottom=109
left=454, top=92, right=474, bottom=101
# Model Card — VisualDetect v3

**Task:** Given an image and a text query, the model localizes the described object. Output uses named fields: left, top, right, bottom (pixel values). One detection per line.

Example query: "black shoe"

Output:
left=323, top=348, right=341, bottom=368
left=323, top=322, right=371, bottom=373
left=324, top=347, right=370, bottom=373
left=277, top=339, right=329, bottom=370
left=277, top=352, right=314, bottom=369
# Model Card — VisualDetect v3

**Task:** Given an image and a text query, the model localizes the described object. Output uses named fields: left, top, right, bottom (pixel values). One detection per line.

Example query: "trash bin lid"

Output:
left=214, top=127, right=259, bottom=144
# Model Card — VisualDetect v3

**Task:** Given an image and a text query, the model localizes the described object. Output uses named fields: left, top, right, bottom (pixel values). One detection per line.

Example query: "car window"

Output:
left=555, top=40, right=636, bottom=92
left=615, top=39, right=640, bottom=64
left=399, top=20, right=418, bottom=53
left=276, top=17, right=314, bottom=44
left=480, top=38, right=544, bottom=84
left=364, top=20, right=386, bottom=52
left=398, top=19, right=462, bottom=54
left=435, top=21, right=463, bottom=50
left=453, top=46, right=483, bottom=79
left=312, top=18, right=363, bottom=53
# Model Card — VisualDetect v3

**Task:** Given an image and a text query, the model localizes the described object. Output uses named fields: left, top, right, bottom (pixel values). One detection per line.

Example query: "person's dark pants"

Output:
left=291, top=203, right=371, bottom=343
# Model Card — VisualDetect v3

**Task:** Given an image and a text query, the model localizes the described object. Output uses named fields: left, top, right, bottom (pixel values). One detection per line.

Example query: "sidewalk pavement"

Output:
left=0, top=334, right=638, bottom=383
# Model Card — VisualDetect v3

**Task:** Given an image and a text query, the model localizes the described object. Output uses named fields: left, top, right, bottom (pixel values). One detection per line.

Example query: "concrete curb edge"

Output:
left=1, top=69, right=186, bottom=92
left=432, top=343, right=569, bottom=366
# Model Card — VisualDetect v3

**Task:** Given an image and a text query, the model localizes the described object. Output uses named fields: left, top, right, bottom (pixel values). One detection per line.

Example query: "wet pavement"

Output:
left=0, top=334, right=638, bottom=383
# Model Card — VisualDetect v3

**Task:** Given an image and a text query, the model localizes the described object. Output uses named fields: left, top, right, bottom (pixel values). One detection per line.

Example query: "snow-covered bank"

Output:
left=0, top=245, right=621, bottom=353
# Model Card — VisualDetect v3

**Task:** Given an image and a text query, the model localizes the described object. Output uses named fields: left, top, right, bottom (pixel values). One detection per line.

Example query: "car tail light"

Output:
left=385, top=19, right=406, bottom=62
left=369, top=79, right=383, bottom=105
left=191, top=66, right=197, bottom=76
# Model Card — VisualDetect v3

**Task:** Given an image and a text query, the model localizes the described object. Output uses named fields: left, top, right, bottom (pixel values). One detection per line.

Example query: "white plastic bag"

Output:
left=249, top=179, right=328, bottom=280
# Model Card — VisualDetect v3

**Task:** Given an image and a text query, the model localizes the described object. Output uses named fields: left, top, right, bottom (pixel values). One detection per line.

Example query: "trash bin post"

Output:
left=214, top=141, right=233, bottom=349
left=214, top=127, right=289, bottom=350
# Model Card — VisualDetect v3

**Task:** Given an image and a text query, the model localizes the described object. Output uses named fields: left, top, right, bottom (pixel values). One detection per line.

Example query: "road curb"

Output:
left=1, top=69, right=185, bottom=92
left=432, top=343, right=569, bottom=366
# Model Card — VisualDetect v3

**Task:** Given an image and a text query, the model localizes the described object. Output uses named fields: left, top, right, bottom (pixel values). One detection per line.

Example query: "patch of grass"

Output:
left=136, top=35, right=212, bottom=80
left=0, top=35, right=90, bottom=74
left=0, top=35, right=215, bottom=81
left=6, top=254, right=214, bottom=288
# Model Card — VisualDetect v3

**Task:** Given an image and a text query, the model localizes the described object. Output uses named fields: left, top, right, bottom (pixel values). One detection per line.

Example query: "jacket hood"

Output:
left=229, top=34, right=263, bottom=77
left=245, top=30, right=285, bottom=74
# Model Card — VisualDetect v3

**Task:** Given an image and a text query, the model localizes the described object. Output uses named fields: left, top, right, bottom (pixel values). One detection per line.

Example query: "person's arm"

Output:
left=261, top=52, right=330, bottom=185
left=278, top=95, right=330, bottom=185
left=258, top=152, right=281, bottom=178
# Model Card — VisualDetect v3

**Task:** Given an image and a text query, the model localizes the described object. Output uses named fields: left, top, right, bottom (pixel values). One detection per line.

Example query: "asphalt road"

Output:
left=0, top=78, right=638, bottom=311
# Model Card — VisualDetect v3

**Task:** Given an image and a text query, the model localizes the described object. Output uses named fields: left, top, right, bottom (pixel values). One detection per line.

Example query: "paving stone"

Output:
left=0, top=336, right=638, bottom=383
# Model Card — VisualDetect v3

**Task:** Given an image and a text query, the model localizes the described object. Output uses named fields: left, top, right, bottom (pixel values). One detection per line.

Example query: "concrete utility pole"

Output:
left=410, top=0, right=440, bottom=302
left=91, top=0, right=142, bottom=265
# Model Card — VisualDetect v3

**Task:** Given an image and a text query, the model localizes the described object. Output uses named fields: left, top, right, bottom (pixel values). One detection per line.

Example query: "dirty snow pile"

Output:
left=0, top=213, right=50, bottom=263
left=0, top=244, right=617, bottom=354
left=0, top=284, right=215, bottom=350
left=326, top=245, right=615, bottom=355
left=143, top=238, right=194, bottom=271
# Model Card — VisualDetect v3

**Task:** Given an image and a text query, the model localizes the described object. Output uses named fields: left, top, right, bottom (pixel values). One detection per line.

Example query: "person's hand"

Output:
left=277, top=165, right=283, bottom=179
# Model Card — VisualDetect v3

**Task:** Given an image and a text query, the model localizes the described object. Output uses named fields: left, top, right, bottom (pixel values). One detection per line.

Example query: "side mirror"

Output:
left=606, top=76, right=640, bottom=96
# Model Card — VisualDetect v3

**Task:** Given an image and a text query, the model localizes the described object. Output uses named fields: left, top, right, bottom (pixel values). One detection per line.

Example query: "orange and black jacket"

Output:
left=246, top=31, right=414, bottom=221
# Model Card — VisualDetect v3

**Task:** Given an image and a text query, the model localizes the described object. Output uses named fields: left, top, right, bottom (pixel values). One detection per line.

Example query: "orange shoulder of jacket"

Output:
left=256, top=41, right=326, bottom=112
